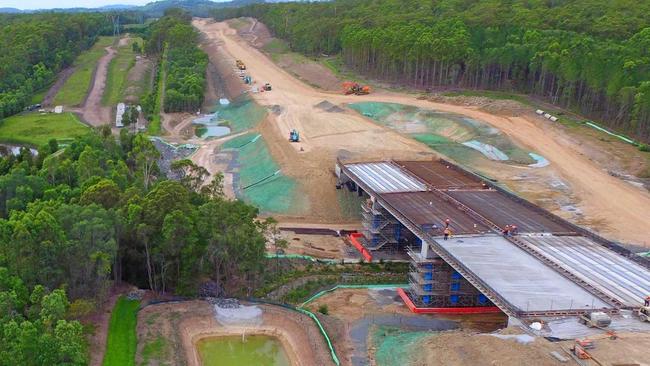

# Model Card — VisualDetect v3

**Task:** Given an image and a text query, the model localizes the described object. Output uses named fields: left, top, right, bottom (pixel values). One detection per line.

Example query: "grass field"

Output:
left=103, top=297, right=140, bottom=366
left=53, top=36, right=115, bottom=106
left=0, top=112, right=89, bottom=146
left=103, top=37, right=142, bottom=106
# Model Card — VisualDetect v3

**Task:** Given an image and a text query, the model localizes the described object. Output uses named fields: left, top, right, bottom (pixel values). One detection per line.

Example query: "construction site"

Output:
left=130, top=17, right=650, bottom=366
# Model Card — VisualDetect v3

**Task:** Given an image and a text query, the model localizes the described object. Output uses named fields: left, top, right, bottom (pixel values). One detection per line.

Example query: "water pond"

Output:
left=197, top=335, right=291, bottom=366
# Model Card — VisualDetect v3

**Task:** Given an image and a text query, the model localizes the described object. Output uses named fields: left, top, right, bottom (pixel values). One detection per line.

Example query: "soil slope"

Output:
left=192, top=19, right=650, bottom=246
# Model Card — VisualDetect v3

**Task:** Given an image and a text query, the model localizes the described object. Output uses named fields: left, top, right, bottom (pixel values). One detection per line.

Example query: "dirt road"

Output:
left=192, top=19, right=650, bottom=245
left=78, top=44, right=117, bottom=126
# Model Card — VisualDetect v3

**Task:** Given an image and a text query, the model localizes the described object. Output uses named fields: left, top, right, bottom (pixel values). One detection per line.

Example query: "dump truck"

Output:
left=236, top=59, right=246, bottom=70
left=578, top=311, right=611, bottom=328
left=289, top=129, right=299, bottom=142
left=342, top=81, right=371, bottom=95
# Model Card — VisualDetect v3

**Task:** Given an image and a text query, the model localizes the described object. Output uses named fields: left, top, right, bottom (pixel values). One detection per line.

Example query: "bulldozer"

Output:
left=638, top=296, right=650, bottom=322
left=342, top=81, right=371, bottom=95
left=289, top=129, right=299, bottom=142
left=236, top=59, right=246, bottom=70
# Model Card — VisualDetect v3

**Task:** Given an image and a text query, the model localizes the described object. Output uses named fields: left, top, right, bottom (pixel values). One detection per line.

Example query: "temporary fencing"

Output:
left=585, top=121, right=637, bottom=145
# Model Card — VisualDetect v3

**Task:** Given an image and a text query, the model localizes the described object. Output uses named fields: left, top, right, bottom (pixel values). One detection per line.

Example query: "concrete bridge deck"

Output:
left=337, top=159, right=649, bottom=317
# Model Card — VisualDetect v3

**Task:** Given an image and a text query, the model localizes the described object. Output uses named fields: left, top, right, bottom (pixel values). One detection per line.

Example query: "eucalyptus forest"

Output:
left=213, top=0, right=650, bottom=142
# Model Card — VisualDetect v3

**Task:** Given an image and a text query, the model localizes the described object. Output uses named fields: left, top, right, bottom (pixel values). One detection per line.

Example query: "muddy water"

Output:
left=197, top=335, right=290, bottom=366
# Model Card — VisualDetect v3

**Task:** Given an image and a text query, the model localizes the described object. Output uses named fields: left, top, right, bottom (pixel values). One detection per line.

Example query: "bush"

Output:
left=638, top=143, right=650, bottom=152
left=318, top=304, right=329, bottom=315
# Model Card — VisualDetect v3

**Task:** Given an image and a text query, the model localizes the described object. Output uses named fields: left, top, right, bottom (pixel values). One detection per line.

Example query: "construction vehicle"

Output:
left=579, top=311, right=611, bottom=328
left=342, top=81, right=371, bottom=95
left=638, top=296, right=650, bottom=322
left=263, top=83, right=272, bottom=91
left=289, top=129, right=299, bottom=142
left=236, top=59, right=246, bottom=70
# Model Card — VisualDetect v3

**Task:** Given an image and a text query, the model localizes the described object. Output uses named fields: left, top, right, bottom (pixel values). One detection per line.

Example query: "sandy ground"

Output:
left=136, top=300, right=334, bottom=366
left=277, top=232, right=346, bottom=259
left=235, top=18, right=342, bottom=92
left=124, top=55, right=153, bottom=104
left=192, top=19, right=650, bottom=246
left=412, top=329, right=650, bottom=366
left=307, top=288, right=508, bottom=365
left=77, top=44, right=117, bottom=126
left=42, top=67, right=76, bottom=107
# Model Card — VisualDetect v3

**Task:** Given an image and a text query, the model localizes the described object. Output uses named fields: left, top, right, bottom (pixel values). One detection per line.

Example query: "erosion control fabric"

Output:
left=349, top=102, right=538, bottom=165
left=208, top=94, right=267, bottom=133
left=221, top=133, right=307, bottom=214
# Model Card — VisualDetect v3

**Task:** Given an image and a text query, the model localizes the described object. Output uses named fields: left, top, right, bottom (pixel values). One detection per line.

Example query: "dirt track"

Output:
left=78, top=45, right=116, bottom=126
left=192, top=19, right=650, bottom=245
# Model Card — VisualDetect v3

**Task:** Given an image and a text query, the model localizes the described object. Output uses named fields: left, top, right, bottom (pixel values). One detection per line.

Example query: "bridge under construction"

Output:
left=336, top=159, right=650, bottom=319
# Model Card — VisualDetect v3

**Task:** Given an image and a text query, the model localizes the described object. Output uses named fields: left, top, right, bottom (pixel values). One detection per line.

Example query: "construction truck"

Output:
left=289, top=129, right=299, bottom=142
left=579, top=311, right=611, bottom=328
left=342, top=81, right=371, bottom=95
left=236, top=59, right=246, bottom=70
left=638, top=296, right=650, bottom=322
left=263, top=83, right=272, bottom=91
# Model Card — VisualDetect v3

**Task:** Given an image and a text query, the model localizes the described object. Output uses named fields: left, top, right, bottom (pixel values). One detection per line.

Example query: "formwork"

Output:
left=395, top=160, right=484, bottom=190
left=381, top=192, right=490, bottom=236
left=447, top=190, right=574, bottom=233
left=438, top=235, right=611, bottom=314
left=519, top=235, right=650, bottom=307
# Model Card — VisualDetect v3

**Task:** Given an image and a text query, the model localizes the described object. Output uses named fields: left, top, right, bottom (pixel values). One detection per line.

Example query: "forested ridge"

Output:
left=0, top=13, right=112, bottom=118
left=213, top=0, right=650, bottom=142
left=0, top=128, right=270, bottom=364
left=145, top=9, right=208, bottom=113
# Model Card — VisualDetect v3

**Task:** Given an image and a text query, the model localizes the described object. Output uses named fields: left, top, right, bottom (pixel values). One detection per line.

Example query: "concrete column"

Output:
left=420, top=238, right=430, bottom=259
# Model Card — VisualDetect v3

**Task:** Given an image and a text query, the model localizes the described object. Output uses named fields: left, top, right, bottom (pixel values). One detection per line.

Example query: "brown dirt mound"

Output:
left=413, top=331, right=562, bottom=366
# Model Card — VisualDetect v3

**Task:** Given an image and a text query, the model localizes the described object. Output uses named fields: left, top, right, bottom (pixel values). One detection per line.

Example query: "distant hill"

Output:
left=140, top=0, right=264, bottom=17
left=0, top=7, right=23, bottom=13
left=0, top=0, right=268, bottom=16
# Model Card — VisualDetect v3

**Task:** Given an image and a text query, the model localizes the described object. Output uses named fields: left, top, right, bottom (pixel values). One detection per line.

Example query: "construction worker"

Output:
left=502, top=225, right=510, bottom=236
left=443, top=227, right=451, bottom=240
left=510, top=225, right=518, bottom=236
left=445, top=218, right=451, bottom=228
left=645, top=296, right=650, bottom=307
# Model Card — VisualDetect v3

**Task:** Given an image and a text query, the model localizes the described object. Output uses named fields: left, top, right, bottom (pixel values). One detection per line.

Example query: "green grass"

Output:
left=103, top=297, right=140, bottom=366
left=103, top=38, right=141, bottom=106
left=0, top=112, right=89, bottom=147
left=263, top=38, right=290, bottom=54
left=442, top=90, right=532, bottom=106
left=30, top=84, right=53, bottom=105
left=53, top=36, right=115, bottom=106
left=139, top=336, right=168, bottom=366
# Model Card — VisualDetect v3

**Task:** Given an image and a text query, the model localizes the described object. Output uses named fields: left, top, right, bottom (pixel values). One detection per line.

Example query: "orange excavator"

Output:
left=342, top=81, right=371, bottom=95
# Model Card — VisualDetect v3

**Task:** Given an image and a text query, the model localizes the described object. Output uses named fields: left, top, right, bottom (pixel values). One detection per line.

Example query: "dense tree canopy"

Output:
left=213, top=0, right=650, bottom=142
left=145, top=9, right=208, bottom=113
left=0, top=128, right=270, bottom=362
left=0, top=13, right=112, bottom=118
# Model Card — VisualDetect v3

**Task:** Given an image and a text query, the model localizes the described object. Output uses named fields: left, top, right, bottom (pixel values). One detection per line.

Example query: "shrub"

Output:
left=318, top=304, right=329, bottom=315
